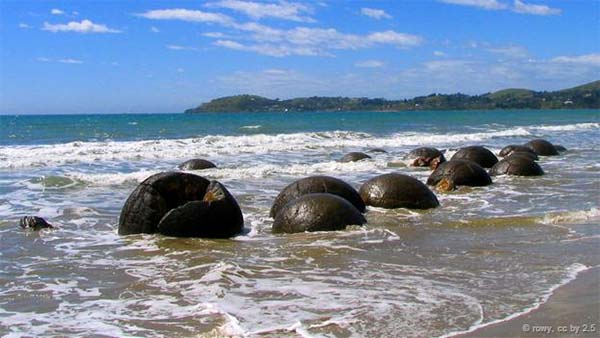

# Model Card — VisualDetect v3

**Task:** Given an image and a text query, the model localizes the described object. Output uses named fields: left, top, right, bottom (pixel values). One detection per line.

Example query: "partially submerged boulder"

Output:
left=272, top=193, right=366, bottom=234
left=118, top=172, right=243, bottom=238
left=450, top=146, right=498, bottom=168
left=270, top=175, right=365, bottom=218
left=367, top=148, right=388, bottom=153
left=359, top=173, right=439, bottom=209
left=489, top=155, right=544, bottom=176
left=524, top=139, right=559, bottom=156
left=407, top=147, right=446, bottom=169
left=19, top=216, right=53, bottom=230
left=178, top=159, right=216, bottom=170
left=340, top=152, right=371, bottom=163
left=427, top=159, right=492, bottom=189
left=498, top=145, right=538, bottom=159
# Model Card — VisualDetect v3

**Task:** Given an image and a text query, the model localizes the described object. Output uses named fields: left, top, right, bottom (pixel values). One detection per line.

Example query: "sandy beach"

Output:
left=459, top=267, right=600, bottom=338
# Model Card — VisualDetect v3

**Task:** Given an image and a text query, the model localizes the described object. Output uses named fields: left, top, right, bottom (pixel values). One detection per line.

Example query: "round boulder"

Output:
left=19, top=216, right=53, bottom=230
left=450, top=146, right=498, bottom=168
left=118, top=172, right=243, bottom=238
left=178, top=159, right=216, bottom=170
left=498, top=145, right=538, bottom=159
left=359, top=173, right=439, bottom=209
left=272, top=193, right=366, bottom=234
left=427, top=159, right=492, bottom=188
left=340, top=152, right=371, bottom=163
left=489, top=155, right=544, bottom=176
left=407, top=147, right=446, bottom=169
left=270, top=175, right=365, bottom=218
left=555, top=145, right=567, bottom=152
left=524, top=139, right=559, bottom=156
left=367, top=148, right=388, bottom=153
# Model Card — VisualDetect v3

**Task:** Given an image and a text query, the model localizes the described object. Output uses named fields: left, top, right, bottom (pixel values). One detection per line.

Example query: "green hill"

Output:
left=185, top=80, right=600, bottom=113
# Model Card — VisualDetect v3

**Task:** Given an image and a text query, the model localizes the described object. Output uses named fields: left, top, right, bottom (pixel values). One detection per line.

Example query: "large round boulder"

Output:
left=450, top=146, right=498, bottom=168
left=427, top=159, right=492, bottom=188
left=359, top=173, right=439, bottom=209
left=270, top=175, right=365, bottom=218
left=524, top=139, right=559, bottom=156
left=340, top=152, right=371, bottom=163
left=272, top=193, right=366, bottom=234
left=118, top=172, right=243, bottom=238
left=178, top=159, right=216, bottom=170
left=498, top=145, right=538, bottom=159
left=407, top=147, right=446, bottom=169
left=489, top=154, right=544, bottom=176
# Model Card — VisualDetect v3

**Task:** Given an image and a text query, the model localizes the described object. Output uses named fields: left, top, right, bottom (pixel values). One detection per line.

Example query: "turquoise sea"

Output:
left=1, top=109, right=599, bottom=337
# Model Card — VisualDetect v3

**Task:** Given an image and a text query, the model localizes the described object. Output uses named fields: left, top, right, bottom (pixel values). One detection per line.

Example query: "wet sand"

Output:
left=458, top=267, right=600, bottom=338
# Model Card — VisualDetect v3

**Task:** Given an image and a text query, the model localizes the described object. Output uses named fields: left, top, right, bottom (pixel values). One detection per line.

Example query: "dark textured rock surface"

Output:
left=270, top=175, right=365, bottom=218
left=407, top=147, right=446, bottom=168
left=157, top=181, right=243, bottom=238
left=272, top=193, right=366, bottom=234
left=367, top=148, right=388, bottom=153
left=178, top=159, right=217, bottom=170
left=525, top=139, right=559, bottom=156
left=554, top=145, right=567, bottom=152
left=359, top=173, right=439, bottom=209
left=19, top=216, right=53, bottom=230
left=450, top=146, right=498, bottom=168
left=340, top=152, right=371, bottom=163
left=498, top=145, right=538, bottom=158
left=427, top=159, right=492, bottom=187
left=489, top=155, right=544, bottom=176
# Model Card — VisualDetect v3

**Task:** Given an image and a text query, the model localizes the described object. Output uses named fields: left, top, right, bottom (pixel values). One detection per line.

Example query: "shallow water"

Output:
left=0, top=110, right=599, bottom=337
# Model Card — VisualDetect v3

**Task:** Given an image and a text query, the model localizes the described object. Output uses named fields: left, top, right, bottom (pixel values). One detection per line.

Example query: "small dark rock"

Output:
left=489, top=155, right=544, bottom=176
left=178, top=159, right=217, bottom=170
left=270, top=175, right=365, bottom=218
left=498, top=145, right=538, bottom=158
left=272, top=193, right=366, bottom=234
left=359, top=173, right=439, bottom=209
left=450, top=146, right=498, bottom=168
left=367, top=148, right=388, bottom=153
left=427, top=159, right=492, bottom=188
left=340, top=152, right=371, bottom=163
left=19, top=216, right=53, bottom=230
left=524, top=139, right=559, bottom=156
left=554, top=145, right=567, bottom=152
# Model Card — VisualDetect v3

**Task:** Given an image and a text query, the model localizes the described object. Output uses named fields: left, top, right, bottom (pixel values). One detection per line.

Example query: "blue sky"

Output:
left=0, top=0, right=598, bottom=114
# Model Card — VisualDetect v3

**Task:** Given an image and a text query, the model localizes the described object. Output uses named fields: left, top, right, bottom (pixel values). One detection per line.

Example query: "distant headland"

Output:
left=185, top=80, right=600, bottom=113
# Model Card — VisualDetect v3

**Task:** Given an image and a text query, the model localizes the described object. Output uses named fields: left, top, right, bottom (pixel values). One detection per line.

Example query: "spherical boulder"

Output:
left=367, top=148, right=388, bottom=153
left=272, top=193, right=366, bottom=234
left=450, top=146, right=498, bottom=168
left=524, top=139, right=559, bottom=156
left=157, top=181, right=244, bottom=238
left=359, top=173, right=439, bottom=209
left=19, top=216, right=53, bottom=230
left=507, top=151, right=538, bottom=161
left=270, top=175, right=365, bottom=218
left=555, top=145, right=567, bottom=152
left=498, top=145, right=538, bottom=159
left=178, top=159, right=216, bottom=170
left=340, top=152, right=371, bottom=163
left=427, top=159, right=492, bottom=188
left=489, top=155, right=544, bottom=176
left=118, top=172, right=243, bottom=238
left=407, top=147, right=446, bottom=169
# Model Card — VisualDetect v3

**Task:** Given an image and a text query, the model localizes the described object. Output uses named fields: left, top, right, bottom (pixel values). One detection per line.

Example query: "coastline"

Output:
left=454, top=267, right=599, bottom=338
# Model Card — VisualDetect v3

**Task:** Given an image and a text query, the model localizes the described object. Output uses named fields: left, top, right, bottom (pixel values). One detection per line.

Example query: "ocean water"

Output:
left=0, top=110, right=599, bottom=337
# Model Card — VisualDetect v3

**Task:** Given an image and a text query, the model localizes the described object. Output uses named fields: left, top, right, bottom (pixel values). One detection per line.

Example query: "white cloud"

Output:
left=57, top=58, right=83, bottom=64
left=207, top=0, right=314, bottom=22
left=360, top=8, right=392, bottom=20
left=512, top=0, right=561, bottom=16
left=150, top=26, right=160, bottom=33
left=486, top=45, right=529, bottom=58
left=177, top=67, right=185, bottom=73
left=18, top=23, right=31, bottom=29
left=551, top=54, right=600, bottom=66
left=439, top=0, right=507, bottom=10
left=203, top=31, right=227, bottom=38
left=355, top=60, right=385, bottom=68
left=36, top=57, right=51, bottom=62
left=166, top=44, right=198, bottom=51
left=214, top=39, right=326, bottom=57
left=42, top=19, right=121, bottom=33
left=433, top=50, right=446, bottom=56
left=137, top=9, right=233, bottom=25
left=51, top=8, right=65, bottom=15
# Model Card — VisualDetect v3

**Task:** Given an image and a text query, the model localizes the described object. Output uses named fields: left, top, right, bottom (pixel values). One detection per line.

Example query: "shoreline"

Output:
left=451, top=266, right=599, bottom=338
